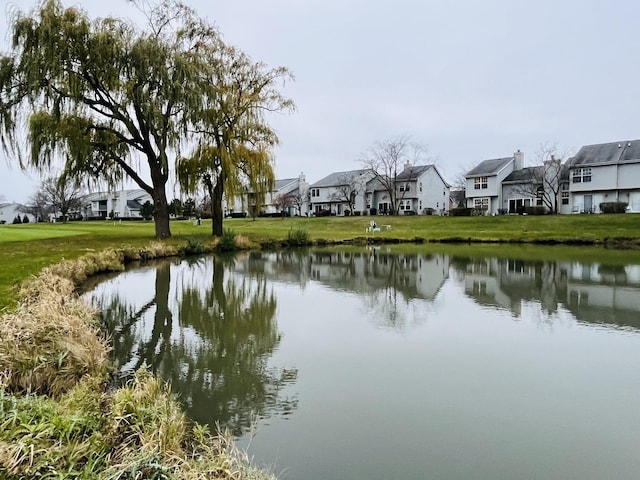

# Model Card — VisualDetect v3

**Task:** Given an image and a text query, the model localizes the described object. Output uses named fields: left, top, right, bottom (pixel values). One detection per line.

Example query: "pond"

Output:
left=84, top=246, right=640, bottom=480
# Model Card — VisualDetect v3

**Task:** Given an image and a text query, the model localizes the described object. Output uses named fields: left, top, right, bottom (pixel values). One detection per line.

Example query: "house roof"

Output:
left=466, top=157, right=513, bottom=177
left=275, top=178, right=298, bottom=191
left=572, top=139, right=640, bottom=168
left=310, top=169, right=370, bottom=188
left=396, top=164, right=433, bottom=181
left=127, top=200, right=143, bottom=209
left=502, top=166, right=543, bottom=183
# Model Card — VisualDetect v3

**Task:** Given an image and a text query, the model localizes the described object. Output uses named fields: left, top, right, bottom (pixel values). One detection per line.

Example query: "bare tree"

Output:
left=360, top=135, right=428, bottom=215
left=329, top=173, right=366, bottom=214
left=273, top=193, right=293, bottom=218
left=21, top=188, right=52, bottom=222
left=38, top=176, right=85, bottom=222
left=290, top=190, right=306, bottom=216
left=513, top=142, right=570, bottom=214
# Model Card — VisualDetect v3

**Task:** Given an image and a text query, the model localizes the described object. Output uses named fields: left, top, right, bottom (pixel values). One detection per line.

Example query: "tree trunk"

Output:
left=212, top=179, right=224, bottom=236
left=152, top=184, right=171, bottom=239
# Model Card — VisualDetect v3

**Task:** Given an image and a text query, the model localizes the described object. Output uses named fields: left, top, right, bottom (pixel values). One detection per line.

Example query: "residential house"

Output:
left=227, top=173, right=309, bottom=216
left=567, top=140, right=640, bottom=213
left=309, top=169, right=374, bottom=215
left=394, top=164, right=450, bottom=215
left=501, top=166, right=545, bottom=214
left=81, top=189, right=152, bottom=219
left=0, top=202, right=35, bottom=224
left=465, top=150, right=524, bottom=215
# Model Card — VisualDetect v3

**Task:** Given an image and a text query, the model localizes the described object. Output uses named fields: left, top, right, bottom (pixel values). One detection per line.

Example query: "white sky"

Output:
left=2, top=0, right=640, bottom=202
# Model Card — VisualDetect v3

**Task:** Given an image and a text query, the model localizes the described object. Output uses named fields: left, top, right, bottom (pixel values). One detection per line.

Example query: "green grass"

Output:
left=2, top=214, right=640, bottom=310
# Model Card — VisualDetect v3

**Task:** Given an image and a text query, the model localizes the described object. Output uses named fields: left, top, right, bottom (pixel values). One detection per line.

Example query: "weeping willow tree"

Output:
left=178, top=42, right=294, bottom=236
left=0, top=0, right=292, bottom=238
left=178, top=143, right=275, bottom=236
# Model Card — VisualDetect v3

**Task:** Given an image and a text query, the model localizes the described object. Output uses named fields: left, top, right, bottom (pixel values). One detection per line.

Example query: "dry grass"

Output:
left=0, top=272, right=109, bottom=397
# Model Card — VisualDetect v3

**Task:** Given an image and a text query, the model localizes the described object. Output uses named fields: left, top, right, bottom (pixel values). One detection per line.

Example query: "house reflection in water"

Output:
left=452, top=256, right=640, bottom=330
left=235, top=248, right=450, bottom=302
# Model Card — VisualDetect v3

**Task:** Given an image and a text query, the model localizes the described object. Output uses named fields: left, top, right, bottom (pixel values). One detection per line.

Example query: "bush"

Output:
left=450, top=207, right=472, bottom=216
left=286, top=227, right=311, bottom=246
left=524, top=206, right=547, bottom=215
left=599, top=202, right=628, bottom=214
left=314, top=209, right=331, bottom=217
left=369, top=208, right=377, bottom=216
left=12, top=215, right=22, bottom=224
left=218, top=228, right=238, bottom=252
left=179, top=238, right=207, bottom=256
left=353, top=210, right=362, bottom=216
left=229, top=212, right=247, bottom=218
left=22, top=215, right=30, bottom=223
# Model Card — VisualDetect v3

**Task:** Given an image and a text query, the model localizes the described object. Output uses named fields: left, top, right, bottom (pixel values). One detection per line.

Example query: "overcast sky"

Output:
left=2, top=0, right=640, bottom=203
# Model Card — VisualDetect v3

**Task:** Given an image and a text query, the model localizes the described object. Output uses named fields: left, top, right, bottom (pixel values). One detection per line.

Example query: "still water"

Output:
left=84, top=247, right=640, bottom=480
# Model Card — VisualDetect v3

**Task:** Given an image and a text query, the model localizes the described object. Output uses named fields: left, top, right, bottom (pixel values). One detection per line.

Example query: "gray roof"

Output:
left=502, top=166, right=543, bottom=183
left=396, top=164, right=433, bottom=181
left=127, top=200, right=143, bottom=209
left=310, top=169, right=370, bottom=188
left=466, top=157, right=513, bottom=177
left=275, top=178, right=297, bottom=191
left=572, top=139, right=640, bottom=168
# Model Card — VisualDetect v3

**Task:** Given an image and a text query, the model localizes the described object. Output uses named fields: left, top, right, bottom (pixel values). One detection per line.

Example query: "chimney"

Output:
left=514, top=149, right=524, bottom=170
left=299, top=172, right=306, bottom=183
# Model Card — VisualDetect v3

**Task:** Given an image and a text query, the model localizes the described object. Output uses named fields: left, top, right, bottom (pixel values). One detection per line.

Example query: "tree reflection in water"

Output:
left=94, top=256, right=298, bottom=436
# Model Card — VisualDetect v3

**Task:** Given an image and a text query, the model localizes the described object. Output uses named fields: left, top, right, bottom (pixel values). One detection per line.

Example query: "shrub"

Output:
left=450, top=207, right=472, bottom=216
left=599, top=202, right=628, bottom=214
left=179, top=238, right=207, bottom=256
left=314, top=209, right=331, bottom=217
left=12, top=215, right=21, bottom=224
left=353, top=210, right=361, bottom=216
left=218, top=228, right=238, bottom=252
left=286, top=227, right=311, bottom=246
left=22, top=215, right=30, bottom=223
left=524, top=206, right=547, bottom=215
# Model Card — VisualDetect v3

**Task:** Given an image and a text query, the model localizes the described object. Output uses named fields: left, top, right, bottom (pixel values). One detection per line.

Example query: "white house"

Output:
left=393, top=164, right=451, bottom=215
left=0, top=202, right=35, bottom=224
left=568, top=140, right=640, bottom=213
left=309, top=169, right=375, bottom=215
left=465, top=150, right=524, bottom=215
left=226, top=173, right=309, bottom=216
left=81, top=189, right=152, bottom=219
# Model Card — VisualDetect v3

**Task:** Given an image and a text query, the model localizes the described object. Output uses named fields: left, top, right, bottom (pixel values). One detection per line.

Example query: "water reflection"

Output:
left=450, top=255, right=640, bottom=330
left=86, top=251, right=640, bottom=421
left=84, top=247, right=640, bottom=480
left=88, top=256, right=298, bottom=435
left=235, top=248, right=450, bottom=329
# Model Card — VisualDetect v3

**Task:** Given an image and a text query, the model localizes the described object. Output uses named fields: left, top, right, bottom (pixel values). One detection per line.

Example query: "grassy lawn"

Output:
left=1, top=214, right=640, bottom=310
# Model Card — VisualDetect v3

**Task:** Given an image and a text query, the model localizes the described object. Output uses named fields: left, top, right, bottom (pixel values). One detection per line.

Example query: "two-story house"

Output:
left=225, top=173, right=309, bottom=217
left=394, top=164, right=451, bottom=215
left=465, top=150, right=524, bottom=215
left=568, top=140, right=640, bottom=213
left=309, top=169, right=374, bottom=215
left=81, top=189, right=152, bottom=219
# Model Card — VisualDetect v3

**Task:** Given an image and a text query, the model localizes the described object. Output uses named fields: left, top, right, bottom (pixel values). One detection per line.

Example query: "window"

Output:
left=474, top=198, right=489, bottom=210
left=474, top=177, right=488, bottom=189
left=561, top=191, right=569, bottom=205
left=419, top=183, right=423, bottom=192
left=399, top=183, right=410, bottom=192
left=572, top=168, right=592, bottom=183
